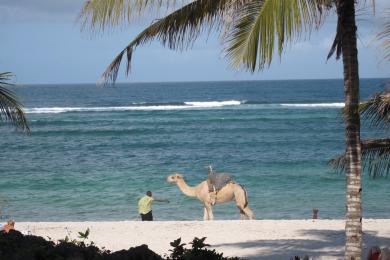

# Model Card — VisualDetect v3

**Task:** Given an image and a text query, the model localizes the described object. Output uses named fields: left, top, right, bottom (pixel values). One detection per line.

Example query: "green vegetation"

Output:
left=166, top=237, right=239, bottom=260
left=0, top=72, right=29, bottom=132
left=378, top=10, right=390, bottom=63
left=80, top=0, right=327, bottom=84
left=330, top=90, right=390, bottom=177
left=330, top=10, right=390, bottom=179
left=0, top=230, right=240, bottom=260
left=58, top=228, right=93, bottom=247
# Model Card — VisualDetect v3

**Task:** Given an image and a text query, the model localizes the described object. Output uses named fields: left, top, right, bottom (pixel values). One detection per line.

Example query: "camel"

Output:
left=166, top=173, right=255, bottom=220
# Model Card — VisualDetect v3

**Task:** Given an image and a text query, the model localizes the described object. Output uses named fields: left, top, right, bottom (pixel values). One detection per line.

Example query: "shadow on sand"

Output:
left=212, top=229, right=390, bottom=259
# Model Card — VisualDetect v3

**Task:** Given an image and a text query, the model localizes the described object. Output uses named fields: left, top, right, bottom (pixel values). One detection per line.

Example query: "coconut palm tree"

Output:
left=331, top=11, right=390, bottom=178
left=80, top=0, right=368, bottom=258
left=331, top=3, right=362, bottom=258
left=0, top=72, right=29, bottom=132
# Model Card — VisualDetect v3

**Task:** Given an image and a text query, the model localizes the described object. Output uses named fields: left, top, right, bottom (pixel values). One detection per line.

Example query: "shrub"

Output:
left=0, top=230, right=162, bottom=260
left=0, top=229, right=239, bottom=260
left=0, top=230, right=239, bottom=260
left=166, top=237, right=240, bottom=260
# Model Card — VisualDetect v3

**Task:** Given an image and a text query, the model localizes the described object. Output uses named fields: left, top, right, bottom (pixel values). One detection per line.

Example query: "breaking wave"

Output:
left=280, top=103, right=344, bottom=108
left=25, top=101, right=242, bottom=114
left=25, top=101, right=345, bottom=114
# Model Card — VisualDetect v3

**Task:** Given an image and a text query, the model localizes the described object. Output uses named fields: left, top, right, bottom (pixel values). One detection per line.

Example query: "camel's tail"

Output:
left=238, top=183, right=248, bottom=208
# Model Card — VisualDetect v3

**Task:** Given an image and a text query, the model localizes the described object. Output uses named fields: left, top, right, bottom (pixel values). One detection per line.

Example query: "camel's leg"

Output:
left=208, top=206, right=214, bottom=221
left=235, top=194, right=247, bottom=220
left=205, top=203, right=214, bottom=221
left=234, top=184, right=254, bottom=220
left=237, top=206, right=246, bottom=220
left=203, top=207, right=208, bottom=221
left=209, top=190, right=217, bottom=206
left=243, top=206, right=255, bottom=220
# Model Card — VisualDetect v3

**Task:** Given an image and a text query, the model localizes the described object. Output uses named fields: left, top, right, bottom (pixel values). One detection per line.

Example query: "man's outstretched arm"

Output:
left=154, top=198, right=170, bottom=203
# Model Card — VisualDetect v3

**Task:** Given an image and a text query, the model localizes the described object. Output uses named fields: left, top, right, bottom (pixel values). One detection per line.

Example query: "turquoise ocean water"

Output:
left=0, top=79, right=389, bottom=221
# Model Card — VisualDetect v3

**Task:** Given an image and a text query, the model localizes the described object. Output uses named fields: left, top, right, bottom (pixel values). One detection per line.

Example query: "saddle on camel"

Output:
left=207, top=166, right=232, bottom=205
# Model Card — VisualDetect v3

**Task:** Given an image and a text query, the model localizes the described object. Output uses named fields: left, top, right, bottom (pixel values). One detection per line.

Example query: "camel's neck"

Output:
left=176, top=179, right=197, bottom=197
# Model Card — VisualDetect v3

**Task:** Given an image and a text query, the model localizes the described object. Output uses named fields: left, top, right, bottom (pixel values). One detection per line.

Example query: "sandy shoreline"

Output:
left=17, top=219, right=390, bottom=259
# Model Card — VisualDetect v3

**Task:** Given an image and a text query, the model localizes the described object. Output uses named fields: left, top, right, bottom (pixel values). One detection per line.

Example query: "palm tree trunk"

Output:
left=337, top=1, right=362, bottom=259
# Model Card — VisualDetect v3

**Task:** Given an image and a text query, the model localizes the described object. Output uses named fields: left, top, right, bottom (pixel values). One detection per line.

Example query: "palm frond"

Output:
left=98, top=0, right=240, bottom=84
left=377, top=9, right=390, bottom=63
left=329, top=153, right=347, bottom=174
left=80, top=0, right=180, bottom=32
left=329, top=139, right=390, bottom=177
left=84, top=0, right=331, bottom=83
left=226, top=0, right=328, bottom=72
left=359, top=90, right=390, bottom=128
left=327, top=1, right=344, bottom=60
left=362, top=139, right=390, bottom=177
left=0, top=72, right=29, bottom=132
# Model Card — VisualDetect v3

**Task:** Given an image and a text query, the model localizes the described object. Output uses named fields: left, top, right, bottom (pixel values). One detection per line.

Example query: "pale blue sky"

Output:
left=0, top=0, right=389, bottom=84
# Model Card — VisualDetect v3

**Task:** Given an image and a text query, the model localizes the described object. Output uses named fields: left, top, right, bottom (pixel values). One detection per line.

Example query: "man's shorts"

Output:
left=140, top=211, right=153, bottom=221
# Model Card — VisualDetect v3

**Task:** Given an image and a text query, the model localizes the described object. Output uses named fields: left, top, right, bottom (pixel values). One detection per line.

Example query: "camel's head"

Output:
left=166, top=173, right=183, bottom=183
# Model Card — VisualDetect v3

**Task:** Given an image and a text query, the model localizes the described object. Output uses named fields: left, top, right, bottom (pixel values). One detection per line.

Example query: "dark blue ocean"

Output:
left=1, top=79, right=389, bottom=221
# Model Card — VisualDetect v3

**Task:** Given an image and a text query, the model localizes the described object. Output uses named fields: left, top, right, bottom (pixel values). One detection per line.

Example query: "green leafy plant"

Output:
left=0, top=229, right=162, bottom=259
left=166, top=237, right=240, bottom=260
left=58, top=228, right=92, bottom=247
left=169, top=238, right=186, bottom=259
left=1, top=230, right=244, bottom=260
left=0, top=72, right=29, bottom=132
left=189, top=237, right=210, bottom=253
left=78, top=228, right=90, bottom=240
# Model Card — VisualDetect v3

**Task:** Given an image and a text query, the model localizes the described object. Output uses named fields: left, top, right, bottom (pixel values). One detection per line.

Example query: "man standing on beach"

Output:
left=138, top=191, right=169, bottom=221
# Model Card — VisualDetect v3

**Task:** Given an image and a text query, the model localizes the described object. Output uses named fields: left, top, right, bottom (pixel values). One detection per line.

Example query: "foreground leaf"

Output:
left=0, top=72, right=29, bottom=132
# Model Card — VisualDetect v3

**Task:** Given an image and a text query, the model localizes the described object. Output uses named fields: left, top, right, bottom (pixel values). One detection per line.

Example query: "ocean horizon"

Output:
left=1, top=78, right=389, bottom=221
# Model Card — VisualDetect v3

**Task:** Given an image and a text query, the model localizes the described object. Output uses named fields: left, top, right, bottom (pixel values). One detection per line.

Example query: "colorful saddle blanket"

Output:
left=208, top=172, right=232, bottom=192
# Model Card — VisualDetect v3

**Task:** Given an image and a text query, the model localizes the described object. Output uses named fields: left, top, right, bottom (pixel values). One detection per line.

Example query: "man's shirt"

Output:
left=138, top=195, right=154, bottom=214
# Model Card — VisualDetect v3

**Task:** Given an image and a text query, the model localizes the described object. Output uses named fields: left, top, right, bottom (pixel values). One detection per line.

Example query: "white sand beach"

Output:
left=17, top=219, right=390, bottom=259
